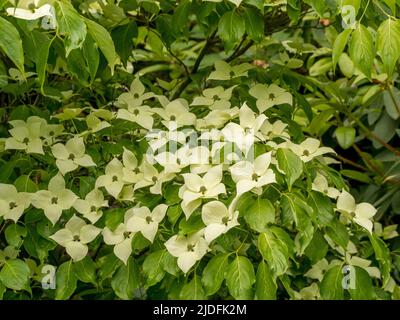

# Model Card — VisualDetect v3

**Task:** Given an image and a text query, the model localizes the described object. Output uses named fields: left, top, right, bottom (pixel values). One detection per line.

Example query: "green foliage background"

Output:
left=0, top=0, right=400, bottom=300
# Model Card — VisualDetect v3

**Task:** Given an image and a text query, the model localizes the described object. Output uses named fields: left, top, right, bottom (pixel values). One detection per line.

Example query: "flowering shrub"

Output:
left=0, top=0, right=399, bottom=300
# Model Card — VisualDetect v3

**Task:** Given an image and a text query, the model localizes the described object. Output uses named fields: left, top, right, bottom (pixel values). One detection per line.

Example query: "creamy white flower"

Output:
left=133, top=160, right=175, bottom=194
left=195, top=108, right=239, bottom=130
left=229, top=152, right=276, bottom=195
left=51, top=137, right=96, bottom=175
left=260, top=119, right=290, bottom=141
left=116, top=77, right=154, bottom=109
left=6, top=1, right=55, bottom=23
left=146, top=129, right=186, bottom=152
left=201, top=200, right=239, bottom=243
left=284, top=138, right=335, bottom=162
left=95, top=149, right=142, bottom=199
left=312, top=173, right=340, bottom=199
left=208, top=61, right=252, bottom=81
left=125, top=204, right=168, bottom=242
left=73, top=189, right=108, bottom=224
left=153, top=99, right=196, bottom=129
left=0, top=184, right=31, bottom=222
left=32, top=173, right=78, bottom=224
left=49, top=215, right=101, bottom=261
left=5, top=117, right=44, bottom=154
left=191, top=86, right=235, bottom=110
left=221, top=103, right=266, bottom=154
left=249, top=84, right=292, bottom=113
left=117, top=105, right=154, bottom=130
left=153, top=146, right=191, bottom=173
left=179, top=165, right=226, bottom=218
left=336, top=190, right=377, bottom=233
left=85, top=109, right=113, bottom=134
left=165, top=230, right=209, bottom=273
left=102, top=210, right=137, bottom=264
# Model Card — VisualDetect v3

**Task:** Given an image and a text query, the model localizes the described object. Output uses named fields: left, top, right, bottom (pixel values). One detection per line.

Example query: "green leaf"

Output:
left=243, top=7, right=264, bottom=42
left=320, top=264, right=345, bottom=300
left=383, top=0, right=396, bottom=14
left=180, top=275, right=206, bottom=300
left=111, top=257, right=140, bottom=300
left=0, top=282, right=5, bottom=299
left=281, top=194, right=314, bottom=254
left=349, top=24, right=374, bottom=78
left=304, top=230, right=328, bottom=263
left=243, top=198, right=275, bottom=233
left=13, top=175, right=38, bottom=192
left=348, top=266, right=376, bottom=300
left=335, top=127, right=356, bottom=149
left=82, top=35, right=99, bottom=83
left=225, top=256, right=255, bottom=300
left=5, top=224, right=27, bottom=248
left=218, top=11, right=246, bottom=52
left=326, top=220, right=349, bottom=249
left=368, top=233, right=391, bottom=287
left=97, top=253, right=121, bottom=281
left=143, top=250, right=166, bottom=287
left=84, top=18, right=119, bottom=74
left=0, top=16, right=24, bottom=73
left=111, top=22, right=138, bottom=66
left=255, top=261, right=277, bottom=300
left=30, top=32, right=54, bottom=94
left=332, top=29, right=352, bottom=72
left=55, top=260, right=77, bottom=300
left=258, top=230, right=289, bottom=277
left=0, top=259, right=30, bottom=291
left=172, top=0, right=191, bottom=36
left=340, top=169, right=373, bottom=184
left=201, top=253, right=230, bottom=296
left=54, top=1, right=87, bottom=55
left=376, top=18, right=400, bottom=77
left=73, top=257, right=97, bottom=285
left=307, top=191, right=335, bottom=227
left=276, top=148, right=303, bottom=190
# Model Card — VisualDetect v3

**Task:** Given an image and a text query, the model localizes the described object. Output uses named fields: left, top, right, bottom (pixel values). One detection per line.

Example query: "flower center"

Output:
left=213, top=95, right=219, bottom=101
left=9, top=202, right=17, bottom=209
left=51, top=197, right=58, bottom=204
left=133, top=109, right=139, bottom=116
left=303, top=150, right=310, bottom=156
left=68, top=153, right=75, bottom=160
left=145, top=216, right=153, bottom=224
left=152, top=176, right=158, bottom=182
left=112, top=175, right=118, bottom=182
left=208, top=156, right=213, bottom=163
left=73, top=235, right=80, bottom=241
left=133, top=93, right=140, bottom=99
left=323, top=189, right=329, bottom=194
left=269, top=93, right=276, bottom=100
left=134, top=168, right=140, bottom=174
left=170, top=115, right=176, bottom=121
left=123, top=231, right=131, bottom=239
left=49, top=131, right=55, bottom=136
left=187, top=244, right=195, bottom=252
left=199, top=186, right=207, bottom=194
left=222, top=216, right=230, bottom=226
left=252, top=173, right=259, bottom=181
left=28, top=3, right=36, bottom=11
left=90, top=205, right=97, bottom=212
left=23, top=137, right=29, bottom=144
left=177, top=158, right=181, bottom=165
left=229, top=71, right=235, bottom=77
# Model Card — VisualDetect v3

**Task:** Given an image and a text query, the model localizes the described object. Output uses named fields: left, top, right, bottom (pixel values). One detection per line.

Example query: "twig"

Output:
left=170, top=29, right=217, bottom=100
left=332, top=153, right=369, bottom=172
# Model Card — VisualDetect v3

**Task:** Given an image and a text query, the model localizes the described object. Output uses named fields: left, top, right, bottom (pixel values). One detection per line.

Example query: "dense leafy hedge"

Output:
left=0, top=0, right=399, bottom=300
